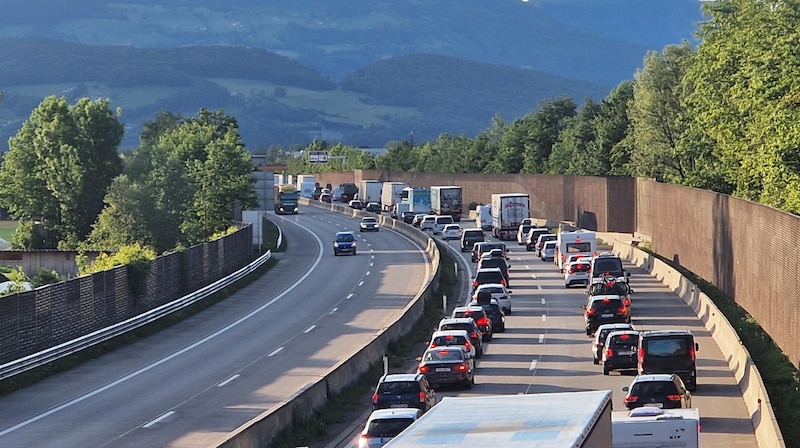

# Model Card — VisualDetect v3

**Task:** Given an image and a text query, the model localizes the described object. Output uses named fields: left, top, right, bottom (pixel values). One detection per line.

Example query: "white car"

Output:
left=420, top=215, right=437, bottom=231
left=428, top=329, right=476, bottom=358
left=359, top=408, right=423, bottom=448
left=359, top=216, right=379, bottom=232
left=564, top=260, right=591, bottom=287
left=471, top=283, right=512, bottom=314
left=442, top=224, right=462, bottom=240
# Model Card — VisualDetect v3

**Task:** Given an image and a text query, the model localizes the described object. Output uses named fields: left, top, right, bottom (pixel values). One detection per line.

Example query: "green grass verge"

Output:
left=262, top=216, right=286, bottom=252
left=638, top=246, right=800, bottom=446
left=0, top=220, right=17, bottom=243
left=268, top=241, right=457, bottom=448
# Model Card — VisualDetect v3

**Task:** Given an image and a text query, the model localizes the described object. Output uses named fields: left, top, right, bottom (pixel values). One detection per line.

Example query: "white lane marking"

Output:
left=216, top=374, right=240, bottom=387
left=538, top=334, right=545, bottom=344
left=366, top=271, right=370, bottom=276
left=531, top=274, right=537, bottom=279
left=303, top=325, right=316, bottom=334
left=346, top=293, right=354, bottom=300
left=268, top=347, right=284, bottom=357
left=358, top=281, right=365, bottom=287
left=541, top=298, right=546, bottom=305
left=537, top=285, right=542, bottom=290
left=143, top=411, right=175, bottom=428
left=516, top=257, right=522, bottom=261
left=542, top=314, right=547, bottom=322
left=371, top=255, right=375, bottom=259
left=525, top=265, right=530, bottom=270
left=0, top=219, right=328, bottom=437
left=529, top=359, right=538, bottom=371
left=329, top=307, right=338, bottom=315
left=370, top=262, right=374, bottom=267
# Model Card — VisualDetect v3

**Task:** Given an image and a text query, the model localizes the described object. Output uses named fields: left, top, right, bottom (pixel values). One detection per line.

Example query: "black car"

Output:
left=472, top=267, right=506, bottom=293
left=417, top=347, right=475, bottom=390
left=401, top=211, right=416, bottom=223
left=333, top=231, right=357, bottom=256
left=371, top=373, right=436, bottom=412
left=365, top=202, right=382, bottom=213
left=638, top=330, right=699, bottom=391
left=460, top=229, right=485, bottom=252
left=469, top=297, right=506, bottom=333
left=592, top=323, right=636, bottom=365
left=582, top=295, right=630, bottom=335
left=452, top=306, right=493, bottom=342
left=602, top=330, right=640, bottom=375
left=476, top=257, right=510, bottom=288
left=472, top=242, right=507, bottom=263
left=622, top=374, right=692, bottom=410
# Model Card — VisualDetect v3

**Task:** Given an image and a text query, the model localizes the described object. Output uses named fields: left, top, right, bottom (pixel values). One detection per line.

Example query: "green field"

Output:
left=0, top=221, right=17, bottom=243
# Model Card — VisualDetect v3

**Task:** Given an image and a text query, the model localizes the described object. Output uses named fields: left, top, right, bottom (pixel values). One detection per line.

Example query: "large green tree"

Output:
left=0, top=96, right=123, bottom=248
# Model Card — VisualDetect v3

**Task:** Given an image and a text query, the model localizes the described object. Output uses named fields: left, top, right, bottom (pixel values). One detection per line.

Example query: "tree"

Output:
left=0, top=96, right=123, bottom=249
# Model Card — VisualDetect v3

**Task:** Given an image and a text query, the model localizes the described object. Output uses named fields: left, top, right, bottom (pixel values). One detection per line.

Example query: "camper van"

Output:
left=556, top=230, right=597, bottom=272
left=612, top=407, right=700, bottom=448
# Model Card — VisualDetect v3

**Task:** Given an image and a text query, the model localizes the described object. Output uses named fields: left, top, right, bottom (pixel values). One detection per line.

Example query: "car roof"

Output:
left=424, top=346, right=465, bottom=354
left=444, top=224, right=460, bottom=228
left=336, top=231, right=355, bottom=236
left=597, top=323, right=634, bottom=331
left=367, top=408, right=422, bottom=421
left=589, top=294, right=622, bottom=301
left=380, top=373, right=421, bottom=382
left=361, top=216, right=377, bottom=220
left=476, top=267, right=503, bottom=273
left=470, top=298, right=500, bottom=305
left=631, top=374, right=678, bottom=383
left=453, top=306, right=484, bottom=312
left=432, top=329, right=470, bottom=337
left=640, top=329, right=693, bottom=337
left=441, top=317, right=476, bottom=325
left=475, top=283, right=507, bottom=290
left=606, top=330, right=639, bottom=339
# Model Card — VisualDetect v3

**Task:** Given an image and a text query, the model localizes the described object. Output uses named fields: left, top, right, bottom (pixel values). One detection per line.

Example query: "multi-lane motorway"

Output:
left=0, top=209, right=430, bottom=447
left=341, top=222, right=758, bottom=447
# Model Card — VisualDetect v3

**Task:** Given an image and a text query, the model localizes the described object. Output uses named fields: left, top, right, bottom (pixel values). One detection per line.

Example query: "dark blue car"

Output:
left=333, top=231, right=357, bottom=256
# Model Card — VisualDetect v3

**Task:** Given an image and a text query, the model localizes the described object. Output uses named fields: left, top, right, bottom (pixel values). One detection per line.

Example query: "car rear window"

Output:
left=432, top=335, right=468, bottom=346
left=453, top=310, right=485, bottom=320
left=440, top=322, right=472, bottom=332
left=631, top=381, right=679, bottom=396
left=367, top=418, right=416, bottom=437
left=590, top=298, right=624, bottom=312
left=566, top=242, right=592, bottom=253
left=478, top=259, right=506, bottom=270
left=570, top=263, right=590, bottom=272
left=463, top=230, right=484, bottom=239
left=476, top=271, right=504, bottom=283
left=423, top=350, right=464, bottom=362
left=594, top=258, right=624, bottom=274
left=377, top=381, right=418, bottom=394
left=644, top=338, right=692, bottom=357
left=608, top=333, right=637, bottom=348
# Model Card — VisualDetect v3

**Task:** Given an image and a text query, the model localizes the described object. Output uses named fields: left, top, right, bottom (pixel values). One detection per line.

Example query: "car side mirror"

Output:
left=506, top=289, right=512, bottom=294
left=621, top=386, right=629, bottom=392
left=695, top=343, right=699, bottom=351
left=581, top=304, right=587, bottom=310
left=415, top=356, right=422, bottom=362
left=625, top=271, right=631, bottom=278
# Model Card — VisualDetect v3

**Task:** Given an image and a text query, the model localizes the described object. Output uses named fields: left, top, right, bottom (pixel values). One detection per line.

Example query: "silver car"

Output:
left=541, top=241, right=557, bottom=261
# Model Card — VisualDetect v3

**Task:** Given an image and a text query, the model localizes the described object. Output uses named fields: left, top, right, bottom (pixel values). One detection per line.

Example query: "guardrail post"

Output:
left=383, top=353, right=389, bottom=376
left=443, top=294, right=447, bottom=317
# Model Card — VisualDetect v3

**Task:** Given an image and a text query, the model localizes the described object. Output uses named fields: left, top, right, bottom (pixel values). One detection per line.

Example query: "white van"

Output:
left=612, top=407, right=700, bottom=448
left=433, top=215, right=454, bottom=234
left=556, top=230, right=596, bottom=272
left=476, top=205, right=492, bottom=230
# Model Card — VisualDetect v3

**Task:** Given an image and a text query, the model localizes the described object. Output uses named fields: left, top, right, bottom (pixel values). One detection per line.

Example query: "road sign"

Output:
left=308, top=150, right=329, bottom=163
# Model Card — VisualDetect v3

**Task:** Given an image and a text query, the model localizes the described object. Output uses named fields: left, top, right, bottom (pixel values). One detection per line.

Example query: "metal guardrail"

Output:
left=0, top=250, right=273, bottom=381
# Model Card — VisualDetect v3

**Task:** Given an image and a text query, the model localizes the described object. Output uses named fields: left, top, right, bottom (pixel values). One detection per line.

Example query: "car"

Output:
left=589, top=252, right=629, bottom=284
left=460, top=228, right=485, bottom=252
left=521, top=218, right=533, bottom=226
left=349, top=199, right=365, bottom=209
left=468, top=297, right=506, bottom=332
left=591, top=323, right=636, bottom=365
left=319, top=193, right=332, bottom=203
left=420, top=215, right=437, bottom=231
left=476, top=257, right=510, bottom=288
left=429, top=329, right=477, bottom=359
left=564, top=260, right=591, bottom=287
left=525, top=228, right=552, bottom=252
left=472, top=241, right=508, bottom=263
left=541, top=241, right=557, bottom=261
left=360, top=216, right=380, bottom=232
left=516, top=223, right=535, bottom=245
left=417, top=346, right=476, bottom=390
left=582, top=294, right=631, bottom=335
left=533, top=233, right=557, bottom=255
left=358, top=408, right=423, bottom=448
left=472, top=267, right=506, bottom=293
left=441, top=223, right=462, bottom=240
left=480, top=248, right=506, bottom=261
left=602, top=330, right=640, bottom=375
left=437, top=317, right=484, bottom=357
left=401, top=211, right=416, bottom=223
left=637, top=330, right=699, bottom=391
left=411, top=214, right=426, bottom=227
left=365, top=202, right=382, bottom=213
left=371, top=373, right=436, bottom=412
left=312, top=185, right=323, bottom=200
left=621, top=374, right=692, bottom=410
left=452, top=306, right=493, bottom=342
left=333, top=231, right=357, bottom=256
left=471, top=283, right=512, bottom=315
left=433, top=215, right=454, bottom=234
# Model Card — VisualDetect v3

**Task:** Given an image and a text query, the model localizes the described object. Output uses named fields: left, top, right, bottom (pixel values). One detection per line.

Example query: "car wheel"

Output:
left=334, top=252, right=338, bottom=256
left=603, top=365, right=610, bottom=375
left=353, top=250, right=357, bottom=255
left=464, top=379, right=472, bottom=390
left=586, top=328, right=592, bottom=336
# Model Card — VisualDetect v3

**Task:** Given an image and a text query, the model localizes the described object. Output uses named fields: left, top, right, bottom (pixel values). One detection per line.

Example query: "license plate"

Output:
left=436, top=368, right=450, bottom=372
left=381, top=437, right=393, bottom=443
left=618, top=351, right=633, bottom=355
left=601, top=313, right=614, bottom=318
left=390, top=403, right=407, bottom=408
left=644, top=403, right=663, bottom=408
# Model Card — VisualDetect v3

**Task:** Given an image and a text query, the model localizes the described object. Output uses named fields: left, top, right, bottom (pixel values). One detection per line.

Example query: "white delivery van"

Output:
left=612, top=407, right=700, bottom=448
left=556, top=230, right=596, bottom=272
left=476, top=205, right=492, bottom=230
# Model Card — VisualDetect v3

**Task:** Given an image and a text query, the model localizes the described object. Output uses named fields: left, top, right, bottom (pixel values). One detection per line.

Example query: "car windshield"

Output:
left=478, top=286, right=504, bottom=294
left=631, top=381, right=679, bottom=396
left=366, top=418, right=416, bottom=437
left=476, top=272, right=504, bottom=282
left=336, top=234, right=354, bottom=242
left=362, top=218, right=377, bottom=223
left=423, top=349, right=464, bottom=362
left=590, top=299, right=623, bottom=312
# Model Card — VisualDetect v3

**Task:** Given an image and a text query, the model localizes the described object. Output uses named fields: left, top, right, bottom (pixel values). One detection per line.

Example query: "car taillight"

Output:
left=477, top=318, right=489, bottom=326
left=470, top=331, right=479, bottom=339
left=586, top=308, right=596, bottom=316
left=568, top=269, right=574, bottom=274
left=419, top=391, right=427, bottom=402
left=472, top=280, right=478, bottom=287
left=464, top=341, right=471, bottom=349
left=372, top=393, right=378, bottom=405
left=638, top=347, right=645, bottom=362
left=690, top=345, right=696, bottom=361
left=500, top=295, right=507, bottom=301
left=624, top=395, right=638, bottom=403
left=456, top=364, right=468, bottom=372
left=667, top=394, right=682, bottom=401
left=500, top=279, right=506, bottom=286
left=418, top=365, right=429, bottom=373
left=430, top=342, right=437, bottom=348
left=605, top=349, right=613, bottom=358
left=623, top=298, right=631, bottom=306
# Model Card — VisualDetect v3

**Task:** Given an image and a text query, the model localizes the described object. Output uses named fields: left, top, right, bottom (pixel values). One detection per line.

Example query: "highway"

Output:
left=342, top=225, right=757, bottom=448
left=0, top=209, right=430, bottom=447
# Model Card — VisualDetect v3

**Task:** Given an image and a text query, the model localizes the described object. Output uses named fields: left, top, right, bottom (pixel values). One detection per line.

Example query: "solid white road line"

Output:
left=216, top=374, right=240, bottom=387
left=143, top=411, right=175, bottom=429
left=537, top=285, right=542, bottom=290
left=358, top=281, right=365, bottom=287
left=541, top=298, right=546, bottom=305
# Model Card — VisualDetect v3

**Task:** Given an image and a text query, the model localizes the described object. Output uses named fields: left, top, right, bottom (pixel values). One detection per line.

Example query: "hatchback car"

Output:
left=541, top=241, right=557, bottom=261
left=319, top=193, right=332, bottom=203
left=460, top=228, right=485, bottom=252
left=433, top=215, right=454, bottom=234
left=582, top=295, right=630, bottom=335
left=602, top=330, right=640, bottom=375
left=359, top=408, right=423, bottom=448
left=333, top=231, right=357, bottom=256
left=442, top=224, right=462, bottom=240
left=592, top=323, right=636, bottom=365
left=621, top=374, right=692, bottom=410
left=420, top=215, right=437, bottom=231
left=526, top=228, right=552, bottom=252
left=360, top=217, right=380, bottom=232
left=471, top=283, right=512, bottom=315
left=417, top=347, right=475, bottom=390
left=467, top=297, right=506, bottom=332
left=437, top=318, right=484, bottom=357
left=564, top=260, right=591, bottom=288
left=472, top=267, right=506, bottom=293
left=365, top=202, right=382, bottom=213
left=429, top=329, right=477, bottom=359
left=401, top=211, right=416, bottom=223
left=476, top=257, right=510, bottom=288
left=349, top=199, right=365, bottom=209
left=371, top=373, right=436, bottom=412
left=533, top=233, right=557, bottom=256
left=452, top=306, right=493, bottom=341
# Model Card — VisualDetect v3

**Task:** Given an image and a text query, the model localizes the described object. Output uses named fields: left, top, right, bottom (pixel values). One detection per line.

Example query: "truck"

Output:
left=401, top=187, right=431, bottom=213
left=381, top=182, right=410, bottom=212
left=556, top=229, right=597, bottom=271
left=296, top=174, right=316, bottom=199
left=384, top=390, right=613, bottom=447
left=491, top=193, right=530, bottom=240
left=612, top=407, right=700, bottom=448
left=391, top=202, right=412, bottom=221
left=339, top=182, right=358, bottom=203
left=273, top=184, right=299, bottom=214
left=358, top=180, right=383, bottom=205
left=430, top=185, right=463, bottom=222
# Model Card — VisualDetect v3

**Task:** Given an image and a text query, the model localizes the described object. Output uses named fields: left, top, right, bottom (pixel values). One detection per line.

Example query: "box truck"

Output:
left=612, top=407, right=700, bottom=448
left=430, top=185, right=463, bottom=222
left=381, top=182, right=410, bottom=211
left=401, top=187, right=431, bottom=213
left=296, top=174, right=316, bottom=199
left=358, top=180, right=383, bottom=204
left=385, top=391, right=613, bottom=447
left=491, top=193, right=530, bottom=240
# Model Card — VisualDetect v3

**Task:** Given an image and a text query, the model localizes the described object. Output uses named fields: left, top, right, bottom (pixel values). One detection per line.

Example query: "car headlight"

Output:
left=334, top=242, right=340, bottom=247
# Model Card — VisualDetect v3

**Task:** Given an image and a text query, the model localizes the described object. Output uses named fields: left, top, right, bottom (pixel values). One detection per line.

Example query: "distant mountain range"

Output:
left=0, top=0, right=705, bottom=149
